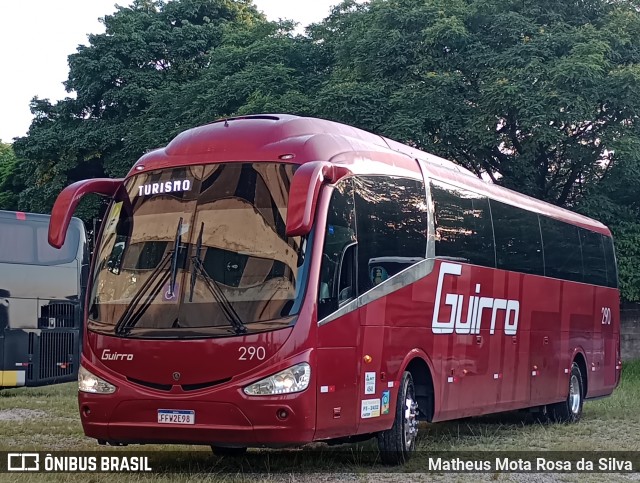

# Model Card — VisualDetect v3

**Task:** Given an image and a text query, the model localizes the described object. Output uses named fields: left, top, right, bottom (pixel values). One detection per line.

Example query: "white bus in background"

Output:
left=0, top=210, right=88, bottom=388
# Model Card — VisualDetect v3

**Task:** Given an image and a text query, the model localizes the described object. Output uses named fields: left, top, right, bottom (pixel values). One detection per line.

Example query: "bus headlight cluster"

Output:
left=78, top=365, right=116, bottom=394
left=243, top=363, right=311, bottom=396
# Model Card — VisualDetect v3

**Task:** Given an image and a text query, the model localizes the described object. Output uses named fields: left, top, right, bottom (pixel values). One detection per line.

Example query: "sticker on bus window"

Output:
left=364, top=372, right=376, bottom=395
left=361, top=399, right=380, bottom=418
left=163, top=283, right=179, bottom=302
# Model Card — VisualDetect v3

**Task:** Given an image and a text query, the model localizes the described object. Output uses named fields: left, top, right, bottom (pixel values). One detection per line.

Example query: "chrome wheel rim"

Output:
left=569, top=374, right=581, bottom=414
left=403, top=391, right=418, bottom=450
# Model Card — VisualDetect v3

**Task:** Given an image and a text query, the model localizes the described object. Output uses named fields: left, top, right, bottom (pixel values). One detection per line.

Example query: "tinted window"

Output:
left=490, top=201, right=544, bottom=276
left=603, top=236, right=618, bottom=288
left=355, top=176, right=427, bottom=294
left=318, top=180, right=356, bottom=319
left=431, top=181, right=495, bottom=267
left=0, top=220, right=79, bottom=265
left=0, top=223, right=33, bottom=263
left=580, top=229, right=608, bottom=286
left=89, top=163, right=310, bottom=338
left=539, top=217, right=583, bottom=282
left=121, top=241, right=170, bottom=270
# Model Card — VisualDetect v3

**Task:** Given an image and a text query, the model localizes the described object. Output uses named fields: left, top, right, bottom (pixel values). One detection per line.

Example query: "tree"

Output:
left=0, top=142, right=21, bottom=210
left=311, top=0, right=640, bottom=202
left=577, top=137, right=640, bottom=301
left=124, top=19, right=325, bottom=153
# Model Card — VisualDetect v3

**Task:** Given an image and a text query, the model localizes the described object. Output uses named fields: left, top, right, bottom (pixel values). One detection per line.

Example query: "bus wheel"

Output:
left=549, top=362, right=584, bottom=423
left=377, top=371, right=418, bottom=465
left=211, top=446, right=247, bottom=457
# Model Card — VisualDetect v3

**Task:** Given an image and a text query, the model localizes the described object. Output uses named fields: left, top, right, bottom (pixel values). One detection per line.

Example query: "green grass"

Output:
left=0, top=361, right=639, bottom=481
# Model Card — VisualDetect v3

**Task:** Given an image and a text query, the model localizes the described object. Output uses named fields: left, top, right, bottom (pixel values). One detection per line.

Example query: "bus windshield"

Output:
left=88, top=163, right=310, bottom=338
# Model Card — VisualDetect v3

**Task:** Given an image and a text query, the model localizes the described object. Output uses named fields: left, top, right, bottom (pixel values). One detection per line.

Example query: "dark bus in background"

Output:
left=0, top=210, right=88, bottom=388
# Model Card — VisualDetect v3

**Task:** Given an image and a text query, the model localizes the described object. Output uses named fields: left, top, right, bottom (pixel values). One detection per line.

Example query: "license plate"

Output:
left=157, top=409, right=195, bottom=425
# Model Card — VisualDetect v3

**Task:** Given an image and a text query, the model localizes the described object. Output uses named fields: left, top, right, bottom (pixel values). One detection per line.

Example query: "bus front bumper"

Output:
left=78, top=362, right=317, bottom=447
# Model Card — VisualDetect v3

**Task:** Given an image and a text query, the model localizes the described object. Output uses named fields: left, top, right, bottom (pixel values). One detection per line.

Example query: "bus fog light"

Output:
left=79, top=365, right=116, bottom=394
left=243, top=363, right=311, bottom=396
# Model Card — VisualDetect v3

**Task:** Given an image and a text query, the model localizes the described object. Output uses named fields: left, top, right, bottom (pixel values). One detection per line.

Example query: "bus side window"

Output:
left=431, top=181, right=495, bottom=268
left=490, top=200, right=545, bottom=276
left=539, top=217, right=584, bottom=282
left=102, top=202, right=133, bottom=275
left=602, top=235, right=618, bottom=288
left=580, top=228, right=608, bottom=286
left=318, top=180, right=356, bottom=320
left=354, top=176, right=427, bottom=295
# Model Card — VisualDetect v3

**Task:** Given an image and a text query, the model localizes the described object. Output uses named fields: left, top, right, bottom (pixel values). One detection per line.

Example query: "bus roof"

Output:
left=131, top=114, right=610, bottom=236
left=0, top=210, right=82, bottom=226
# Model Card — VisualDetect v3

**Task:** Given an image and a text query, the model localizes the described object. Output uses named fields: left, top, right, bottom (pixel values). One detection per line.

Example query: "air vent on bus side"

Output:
left=38, top=302, right=80, bottom=329
left=39, top=331, right=75, bottom=380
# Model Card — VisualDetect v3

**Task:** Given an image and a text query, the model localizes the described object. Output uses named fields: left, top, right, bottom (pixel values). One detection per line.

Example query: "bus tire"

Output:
left=377, top=371, right=418, bottom=465
left=549, top=362, right=584, bottom=423
left=211, top=446, right=247, bottom=457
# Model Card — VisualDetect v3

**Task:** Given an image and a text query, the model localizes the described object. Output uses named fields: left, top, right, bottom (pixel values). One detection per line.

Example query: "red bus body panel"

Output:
left=61, top=115, right=619, bottom=447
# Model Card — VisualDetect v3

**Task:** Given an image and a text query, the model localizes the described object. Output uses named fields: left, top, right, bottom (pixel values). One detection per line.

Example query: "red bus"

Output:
left=48, top=115, right=621, bottom=464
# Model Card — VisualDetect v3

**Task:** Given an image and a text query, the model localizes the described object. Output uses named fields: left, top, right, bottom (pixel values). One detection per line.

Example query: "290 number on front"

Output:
left=238, top=346, right=266, bottom=361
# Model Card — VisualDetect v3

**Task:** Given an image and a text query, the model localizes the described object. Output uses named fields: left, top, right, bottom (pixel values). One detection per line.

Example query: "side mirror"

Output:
left=49, top=178, right=124, bottom=248
left=285, top=162, right=350, bottom=237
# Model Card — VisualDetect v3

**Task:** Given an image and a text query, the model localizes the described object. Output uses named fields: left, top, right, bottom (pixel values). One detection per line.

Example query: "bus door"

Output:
left=314, top=181, right=359, bottom=440
left=352, top=174, right=429, bottom=430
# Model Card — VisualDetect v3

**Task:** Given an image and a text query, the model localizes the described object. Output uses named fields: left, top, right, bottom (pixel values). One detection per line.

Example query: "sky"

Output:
left=0, top=0, right=346, bottom=143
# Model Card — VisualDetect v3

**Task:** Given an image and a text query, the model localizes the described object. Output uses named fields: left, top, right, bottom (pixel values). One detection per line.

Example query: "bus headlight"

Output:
left=78, top=365, right=116, bottom=394
left=243, top=363, right=311, bottom=396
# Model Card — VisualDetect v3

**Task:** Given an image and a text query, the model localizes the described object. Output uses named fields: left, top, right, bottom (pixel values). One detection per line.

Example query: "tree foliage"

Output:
left=0, top=142, right=21, bottom=210
left=5, top=0, right=640, bottom=300
left=311, top=0, right=640, bottom=205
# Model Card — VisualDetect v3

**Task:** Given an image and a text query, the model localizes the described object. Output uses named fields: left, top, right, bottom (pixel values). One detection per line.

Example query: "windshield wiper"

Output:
left=113, top=253, right=172, bottom=336
left=189, top=222, right=204, bottom=303
left=189, top=222, right=246, bottom=335
left=114, top=217, right=185, bottom=337
left=168, top=217, right=183, bottom=298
